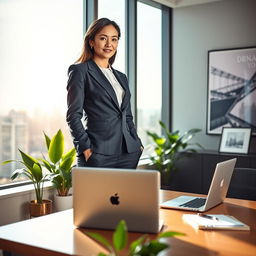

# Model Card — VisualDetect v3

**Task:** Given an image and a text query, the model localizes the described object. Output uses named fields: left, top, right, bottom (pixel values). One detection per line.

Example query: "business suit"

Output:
left=66, top=59, right=143, bottom=168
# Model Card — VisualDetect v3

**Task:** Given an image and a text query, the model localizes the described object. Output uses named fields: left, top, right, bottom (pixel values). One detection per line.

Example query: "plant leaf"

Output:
left=48, top=129, right=64, bottom=164
left=18, top=149, right=38, bottom=170
left=147, top=240, right=169, bottom=254
left=51, top=174, right=63, bottom=189
left=11, top=168, right=27, bottom=180
left=146, top=131, right=161, bottom=141
left=86, top=232, right=112, bottom=251
left=155, top=147, right=163, bottom=156
left=113, top=220, right=127, bottom=251
left=43, top=131, right=51, bottom=150
left=97, top=253, right=108, bottom=256
left=129, top=235, right=146, bottom=255
left=39, top=158, right=54, bottom=172
left=32, top=163, right=43, bottom=182
left=62, top=147, right=76, bottom=161
left=158, top=231, right=185, bottom=238
left=1, top=159, right=16, bottom=165
left=59, top=149, right=76, bottom=172
left=155, top=138, right=166, bottom=146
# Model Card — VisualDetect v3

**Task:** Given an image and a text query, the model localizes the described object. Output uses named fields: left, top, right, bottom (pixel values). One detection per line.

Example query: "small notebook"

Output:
left=182, top=214, right=250, bottom=231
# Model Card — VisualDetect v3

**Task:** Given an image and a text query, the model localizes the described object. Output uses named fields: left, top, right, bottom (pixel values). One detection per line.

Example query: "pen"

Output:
left=197, top=213, right=219, bottom=221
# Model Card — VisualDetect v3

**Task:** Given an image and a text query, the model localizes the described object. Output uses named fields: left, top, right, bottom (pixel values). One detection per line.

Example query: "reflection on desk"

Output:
left=0, top=190, right=255, bottom=256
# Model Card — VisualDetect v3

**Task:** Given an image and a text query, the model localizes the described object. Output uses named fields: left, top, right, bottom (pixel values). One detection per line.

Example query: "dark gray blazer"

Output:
left=66, top=59, right=143, bottom=156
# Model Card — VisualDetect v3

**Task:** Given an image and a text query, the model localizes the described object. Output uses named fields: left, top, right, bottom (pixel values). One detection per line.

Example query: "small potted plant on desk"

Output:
left=147, top=121, right=202, bottom=189
left=2, top=150, right=52, bottom=217
left=41, top=129, right=76, bottom=212
left=86, top=219, right=185, bottom=255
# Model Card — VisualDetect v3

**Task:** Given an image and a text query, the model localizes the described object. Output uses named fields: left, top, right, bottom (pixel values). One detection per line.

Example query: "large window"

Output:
left=137, top=1, right=162, bottom=152
left=98, top=0, right=126, bottom=73
left=0, top=0, right=83, bottom=185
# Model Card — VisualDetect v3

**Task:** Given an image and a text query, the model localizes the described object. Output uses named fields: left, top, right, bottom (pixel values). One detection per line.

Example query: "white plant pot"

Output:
left=54, top=194, right=73, bottom=212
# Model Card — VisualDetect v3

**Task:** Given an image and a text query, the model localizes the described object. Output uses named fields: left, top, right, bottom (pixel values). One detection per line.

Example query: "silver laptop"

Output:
left=73, top=167, right=162, bottom=233
left=160, top=158, right=237, bottom=212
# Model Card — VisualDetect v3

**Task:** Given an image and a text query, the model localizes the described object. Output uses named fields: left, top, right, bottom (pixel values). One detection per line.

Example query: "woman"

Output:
left=66, top=18, right=143, bottom=168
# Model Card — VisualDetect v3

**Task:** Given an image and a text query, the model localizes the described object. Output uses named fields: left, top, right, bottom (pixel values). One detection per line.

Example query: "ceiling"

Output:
left=151, top=0, right=224, bottom=8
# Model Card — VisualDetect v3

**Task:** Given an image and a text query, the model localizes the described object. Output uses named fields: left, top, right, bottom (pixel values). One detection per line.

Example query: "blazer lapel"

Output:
left=88, top=59, right=120, bottom=110
left=112, top=68, right=130, bottom=111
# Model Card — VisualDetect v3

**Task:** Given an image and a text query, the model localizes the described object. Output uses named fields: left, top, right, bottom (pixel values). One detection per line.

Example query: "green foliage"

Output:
left=147, top=121, right=202, bottom=184
left=2, top=150, right=47, bottom=203
left=1, top=129, right=75, bottom=201
left=41, top=129, right=76, bottom=196
left=86, top=220, right=185, bottom=256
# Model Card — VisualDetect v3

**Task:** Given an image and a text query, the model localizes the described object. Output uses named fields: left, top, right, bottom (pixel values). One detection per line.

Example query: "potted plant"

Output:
left=41, top=129, right=76, bottom=212
left=2, top=150, right=52, bottom=217
left=146, top=121, right=202, bottom=188
left=86, top=219, right=185, bottom=256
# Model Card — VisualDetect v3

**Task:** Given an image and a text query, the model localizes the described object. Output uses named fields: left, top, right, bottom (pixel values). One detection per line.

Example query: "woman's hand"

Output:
left=83, top=148, right=93, bottom=161
left=140, top=146, right=144, bottom=152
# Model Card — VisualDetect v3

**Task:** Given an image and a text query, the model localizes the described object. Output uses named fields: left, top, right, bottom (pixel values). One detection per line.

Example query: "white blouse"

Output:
left=99, top=66, right=125, bottom=108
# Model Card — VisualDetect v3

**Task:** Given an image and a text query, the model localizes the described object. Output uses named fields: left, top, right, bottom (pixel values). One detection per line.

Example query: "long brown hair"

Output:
left=76, top=18, right=121, bottom=65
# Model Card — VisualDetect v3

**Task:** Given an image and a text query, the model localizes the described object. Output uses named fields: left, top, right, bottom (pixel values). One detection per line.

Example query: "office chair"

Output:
left=227, top=167, right=256, bottom=201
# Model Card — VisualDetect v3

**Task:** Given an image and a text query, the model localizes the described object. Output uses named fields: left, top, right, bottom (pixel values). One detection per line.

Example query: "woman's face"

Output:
left=90, top=25, right=119, bottom=62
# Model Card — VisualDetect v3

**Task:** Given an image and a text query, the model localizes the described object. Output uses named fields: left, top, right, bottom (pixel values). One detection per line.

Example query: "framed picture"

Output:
left=219, top=127, right=251, bottom=154
left=207, top=46, right=256, bottom=135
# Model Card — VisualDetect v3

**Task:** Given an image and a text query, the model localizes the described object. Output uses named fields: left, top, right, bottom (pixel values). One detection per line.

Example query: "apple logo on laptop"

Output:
left=110, top=193, right=120, bottom=205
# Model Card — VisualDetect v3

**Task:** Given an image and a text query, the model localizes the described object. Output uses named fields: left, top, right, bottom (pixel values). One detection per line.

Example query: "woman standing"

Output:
left=66, top=18, right=143, bottom=168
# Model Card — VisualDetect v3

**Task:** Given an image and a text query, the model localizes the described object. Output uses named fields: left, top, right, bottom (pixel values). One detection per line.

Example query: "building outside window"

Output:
left=137, top=1, right=162, bottom=154
left=0, top=0, right=83, bottom=186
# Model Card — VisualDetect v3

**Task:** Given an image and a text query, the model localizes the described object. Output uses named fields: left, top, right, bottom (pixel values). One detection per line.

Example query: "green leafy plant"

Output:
left=41, top=129, right=76, bottom=196
left=146, top=121, right=202, bottom=184
left=2, top=150, right=47, bottom=203
left=86, top=220, right=185, bottom=256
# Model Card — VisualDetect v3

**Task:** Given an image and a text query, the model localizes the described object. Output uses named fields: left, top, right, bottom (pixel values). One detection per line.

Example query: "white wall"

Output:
left=172, top=0, right=256, bottom=150
left=0, top=184, right=54, bottom=226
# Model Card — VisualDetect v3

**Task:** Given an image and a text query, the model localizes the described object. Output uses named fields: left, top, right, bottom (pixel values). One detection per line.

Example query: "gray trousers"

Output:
left=77, top=139, right=142, bottom=169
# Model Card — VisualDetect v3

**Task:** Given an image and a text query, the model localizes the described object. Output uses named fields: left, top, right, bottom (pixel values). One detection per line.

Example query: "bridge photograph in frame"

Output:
left=207, top=46, right=256, bottom=135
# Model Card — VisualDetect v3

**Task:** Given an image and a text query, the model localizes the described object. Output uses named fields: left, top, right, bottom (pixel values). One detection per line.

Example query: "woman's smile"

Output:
left=103, top=48, right=113, bottom=53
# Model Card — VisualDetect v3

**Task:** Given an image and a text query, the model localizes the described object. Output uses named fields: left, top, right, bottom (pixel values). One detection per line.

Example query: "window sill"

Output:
left=0, top=181, right=53, bottom=200
left=138, top=158, right=151, bottom=169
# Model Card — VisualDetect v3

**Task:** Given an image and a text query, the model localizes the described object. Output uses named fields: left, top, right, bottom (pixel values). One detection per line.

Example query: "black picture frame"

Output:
left=206, top=46, right=256, bottom=135
left=219, top=127, right=251, bottom=154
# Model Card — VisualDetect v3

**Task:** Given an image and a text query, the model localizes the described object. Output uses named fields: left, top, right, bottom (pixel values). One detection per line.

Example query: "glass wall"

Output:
left=98, top=0, right=125, bottom=73
left=137, top=1, right=162, bottom=154
left=0, top=0, right=83, bottom=185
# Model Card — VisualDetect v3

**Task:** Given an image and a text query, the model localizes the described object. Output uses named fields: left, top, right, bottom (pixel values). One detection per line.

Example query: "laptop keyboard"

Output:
left=179, top=198, right=206, bottom=208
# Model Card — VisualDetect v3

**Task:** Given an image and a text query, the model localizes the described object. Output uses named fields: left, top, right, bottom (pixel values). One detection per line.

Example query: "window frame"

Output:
left=126, top=0, right=171, bottom=129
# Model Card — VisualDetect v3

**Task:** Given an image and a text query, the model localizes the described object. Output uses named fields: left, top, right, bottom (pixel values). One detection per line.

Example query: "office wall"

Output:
left=172, top=0, right=256, bottom=150
left=0, top=186, right=54, bottom=226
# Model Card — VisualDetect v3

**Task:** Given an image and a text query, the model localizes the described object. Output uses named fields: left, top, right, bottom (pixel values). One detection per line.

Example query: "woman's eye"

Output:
left=112, top=38, right=118, bottom=42
left=100, top=37, right=107, bottom=40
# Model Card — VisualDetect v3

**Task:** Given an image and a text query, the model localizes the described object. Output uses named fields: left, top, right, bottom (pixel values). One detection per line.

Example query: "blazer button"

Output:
left=117, top=114, right=122, bottom=119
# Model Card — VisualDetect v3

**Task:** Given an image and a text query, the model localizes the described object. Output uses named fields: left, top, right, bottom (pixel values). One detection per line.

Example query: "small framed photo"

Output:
left=219, top=127, right=251, bottom=154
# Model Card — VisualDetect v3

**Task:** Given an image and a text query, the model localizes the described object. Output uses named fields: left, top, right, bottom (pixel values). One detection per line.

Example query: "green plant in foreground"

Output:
left=2, top=150, right=47, bottom=203
left=147, top=121, right=202, bottom=183
left=86, top=220, right=185, bottom=256
left=41, top=129, right=76, bottom=196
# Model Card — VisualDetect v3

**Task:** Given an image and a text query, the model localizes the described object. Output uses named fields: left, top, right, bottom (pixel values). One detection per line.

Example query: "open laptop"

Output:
left=72, top=167, right=162, bottom=233
left=160, top=158, right=237, bottom=212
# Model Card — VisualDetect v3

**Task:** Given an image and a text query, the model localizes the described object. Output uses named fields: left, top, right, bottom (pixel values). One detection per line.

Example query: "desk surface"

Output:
left=0, top=190, right=255, bottom=256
